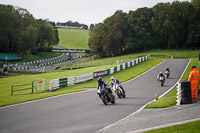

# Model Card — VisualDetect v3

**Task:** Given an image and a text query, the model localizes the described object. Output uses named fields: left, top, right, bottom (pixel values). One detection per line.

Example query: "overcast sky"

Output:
left=1, top=0, right=191, bottom=26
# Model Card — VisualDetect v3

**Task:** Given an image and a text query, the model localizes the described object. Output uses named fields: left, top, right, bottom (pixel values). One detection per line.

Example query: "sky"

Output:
left=0, top=0, right=191, bottom=26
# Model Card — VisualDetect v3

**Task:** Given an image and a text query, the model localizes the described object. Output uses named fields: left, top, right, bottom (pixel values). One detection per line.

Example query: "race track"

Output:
left=0, top=59, right=190, bottom=133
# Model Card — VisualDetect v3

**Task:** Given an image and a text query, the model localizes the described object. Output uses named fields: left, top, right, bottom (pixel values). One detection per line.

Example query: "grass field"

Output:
left=146, top=120, right=200, bottom=133
left=0, top=50, right=199, bottom=107
left=22, top=52, right=61, bottom=62
left=58, top=28, right=89, bottom=49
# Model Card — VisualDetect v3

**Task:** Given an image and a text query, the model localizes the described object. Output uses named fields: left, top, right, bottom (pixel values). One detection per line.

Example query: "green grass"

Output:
left=0, top=50, right=199, bottom=107
left=59, top=53, right=147, bottom=70
left=146, top=120, right=200, bottom=133
left=0, top=52, right=61, bottom=68
left=0, top=55, right=162, bottom=107
left=22, top=52, right=61, bottom=62
left=58, top=28, right=89, bottom=49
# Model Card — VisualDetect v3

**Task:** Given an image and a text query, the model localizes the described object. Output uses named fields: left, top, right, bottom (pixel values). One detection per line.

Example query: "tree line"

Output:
left=88, top=0, right=200, bottom=58
left=0, top=4, right=59, bottom=56
left=56, top=21, right=88, bottom=30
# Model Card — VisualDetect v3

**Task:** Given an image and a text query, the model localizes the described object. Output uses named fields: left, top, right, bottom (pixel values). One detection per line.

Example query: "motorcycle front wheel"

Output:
left=116, top=90, right=122, bottom=98
left=101, top=95, right=108, bottom=105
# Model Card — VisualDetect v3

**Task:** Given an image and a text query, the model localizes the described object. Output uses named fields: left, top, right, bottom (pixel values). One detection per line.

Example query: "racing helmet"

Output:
left=98, top=77, right=103, bottom=83
left=111, top=76, right=114, bottom=80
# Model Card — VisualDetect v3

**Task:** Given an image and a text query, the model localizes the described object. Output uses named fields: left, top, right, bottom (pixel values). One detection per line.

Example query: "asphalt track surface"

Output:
left=0, top=59, right=190, bottom=133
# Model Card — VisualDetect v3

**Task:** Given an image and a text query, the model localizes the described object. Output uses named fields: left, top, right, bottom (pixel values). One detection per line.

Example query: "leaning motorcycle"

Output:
left=165, top=71, right=170, bottom=78
left=158, top=76, right=165, bottom=86
left=97, top=86, right=115, bottom=105
left=112, top=83, right=126, bottom=98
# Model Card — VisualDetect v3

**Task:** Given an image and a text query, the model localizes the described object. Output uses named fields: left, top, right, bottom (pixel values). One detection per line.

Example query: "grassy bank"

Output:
left=58, top=28, right=89, bottom=49
left=0, top=52, right=61, bottom=68
left=0, top=55, right=162, bottom=107
left=0, top=50, right=199, bottom=107
left=146, top=120, right=200, bottom=133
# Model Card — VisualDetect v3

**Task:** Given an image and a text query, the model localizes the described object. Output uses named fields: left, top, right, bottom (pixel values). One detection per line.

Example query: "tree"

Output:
left=125, top=7, right=154, bottom=51
left=37, top=20, right=57, bottom=48
left=101, top=10, right=128, bottom=56
left=88, top=23, right=105, bottom=58
left=19, top=26, right=38, bottom=56
left=187, top=0, right=200, bottom=48
left=151, top=3, right=173, bottom=49
left=90, top=24, right=95, bottom=29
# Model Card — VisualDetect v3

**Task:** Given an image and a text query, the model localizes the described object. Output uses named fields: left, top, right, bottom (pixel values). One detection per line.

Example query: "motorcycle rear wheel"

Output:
left=111, top=95, right=115, bottom=104
left=122, top=92, right=126, bottom=98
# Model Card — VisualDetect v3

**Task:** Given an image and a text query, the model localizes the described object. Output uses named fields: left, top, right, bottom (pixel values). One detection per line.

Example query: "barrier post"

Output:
left=32, top=81, right=34, bottom=94
left=11, top=85, right=13, bottom=95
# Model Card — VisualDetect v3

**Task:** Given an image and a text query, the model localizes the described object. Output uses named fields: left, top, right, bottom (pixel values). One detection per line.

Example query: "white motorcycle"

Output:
left=112, top=83, right=126, bottom=98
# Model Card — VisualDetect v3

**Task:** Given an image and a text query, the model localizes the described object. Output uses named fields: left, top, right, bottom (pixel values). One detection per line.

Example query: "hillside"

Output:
left=58, top=28, right=90, bottom=50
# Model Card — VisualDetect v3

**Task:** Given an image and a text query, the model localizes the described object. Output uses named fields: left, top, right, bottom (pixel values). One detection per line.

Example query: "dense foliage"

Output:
left=89, top=0, right=200, bottom=57
left=56, top=21, right=88, bottom=30
left=0, top=4, right=59, bottom=56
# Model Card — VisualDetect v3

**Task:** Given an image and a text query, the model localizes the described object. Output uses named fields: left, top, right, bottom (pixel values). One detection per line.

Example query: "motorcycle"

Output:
left=159, top=76, right=165, bottom=86
left=112, top=83, right=126, bottom=98
left=165, top=71, right=170, bottom=78
left=97, top=86, right=115, bottom=105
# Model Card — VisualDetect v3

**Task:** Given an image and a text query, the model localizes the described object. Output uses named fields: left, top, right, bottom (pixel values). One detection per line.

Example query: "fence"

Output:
left=49, top=55, right=149, bottom=91
left=11, top=81, right=34, bottom=95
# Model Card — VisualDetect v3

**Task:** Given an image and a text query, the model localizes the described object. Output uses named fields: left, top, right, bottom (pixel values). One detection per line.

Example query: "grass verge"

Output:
left=0, top=56, right=162, bottom=107
left=0, top=50, right=199, bottom=107
left=146, top=120, right=200, bottom=133
left=145, top=58, right=198, bottom=108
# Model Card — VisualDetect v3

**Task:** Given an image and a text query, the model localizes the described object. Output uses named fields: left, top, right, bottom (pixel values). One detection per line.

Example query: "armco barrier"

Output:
left=59, top=78, right=68, bottom=88
left=67, top=76, right=75, bottom=86
left=49, top=55, right=149, bottom=91
left=49, top=79, right=59, bottom=91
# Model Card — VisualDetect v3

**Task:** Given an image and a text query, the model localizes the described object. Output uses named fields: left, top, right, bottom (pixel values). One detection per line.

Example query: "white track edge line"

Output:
left=96, top=59, right=168, bottom=133
left=96, top=59, right=191, bottom=133
left=0, top=59, right=165, bottom=110
left=0, top=89, right=94, bottom=110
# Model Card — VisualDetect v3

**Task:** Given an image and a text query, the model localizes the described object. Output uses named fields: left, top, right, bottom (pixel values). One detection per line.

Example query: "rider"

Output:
left=157, top=72, right=165, bottom=81
left=97, top=77, right=112, bottom=97
left=110, top=76, right=125, bottom=93
left=165, top=68, right=170, bottom=72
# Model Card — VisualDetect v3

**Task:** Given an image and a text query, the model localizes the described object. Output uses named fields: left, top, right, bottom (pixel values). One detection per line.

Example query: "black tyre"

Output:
left=181, top=87, right=191, bottom=92
left=181, top=93, right=192, bottom=98
left=111, top=95, right=115, bottom=104
left=117, top=90, right=122, bottom=98
left=101, top=95, right=108, bottom=105
left=122, top=92, right=126, bottom=98
left=181, top=81, right=191, bottom=88
left=181, top=98, right=192, bottom=104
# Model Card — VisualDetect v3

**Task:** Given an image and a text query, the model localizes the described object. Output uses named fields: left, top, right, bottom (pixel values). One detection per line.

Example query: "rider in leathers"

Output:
left=110, top=76, right=125, bottom=93
left=157, top=72, right=165, bottom=81
left=97, top=77, right=112, bottom=97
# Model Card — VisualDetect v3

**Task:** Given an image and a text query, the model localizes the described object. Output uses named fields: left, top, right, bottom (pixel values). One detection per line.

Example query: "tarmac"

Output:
left=97, top=96, right=200, bottom=133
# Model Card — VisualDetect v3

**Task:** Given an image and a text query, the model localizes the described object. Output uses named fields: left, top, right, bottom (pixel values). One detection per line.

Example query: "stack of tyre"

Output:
left=181, top=81, right=192, bottom=104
